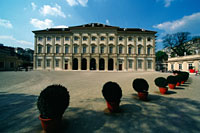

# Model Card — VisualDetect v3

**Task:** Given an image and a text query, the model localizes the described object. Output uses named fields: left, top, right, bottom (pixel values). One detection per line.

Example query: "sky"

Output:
left=0, top=0, right=200, bottom=50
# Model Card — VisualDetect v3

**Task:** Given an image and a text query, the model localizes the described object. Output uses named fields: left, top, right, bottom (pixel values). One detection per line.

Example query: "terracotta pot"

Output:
left=138, top=92, right=148, bottom=101
left=168, top=84, right=175, bottom=89
left=39, top=115, right=62, bottom=132
left=159, top=87, right=168, bottom=94
left=176, top=82, right=180, bottom=86
left=189, top=69, right=195, bottom=73
left=181, top=81, right=184, bottom=84
left=106, top=101, right=120, bottom=112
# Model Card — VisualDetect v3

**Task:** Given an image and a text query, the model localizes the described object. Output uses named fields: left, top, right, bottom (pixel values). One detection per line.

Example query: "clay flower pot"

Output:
left=106, top=101, right=120, bottom=112
left=181, top=81, right=184, bottom=84
left=39, top=115, right=61, bottom=132
left=176, top=82, right=180, bottom=86
left=138, top=92, right=148, bottom=101
left=159, top=87, right=168, bottom=94
left=168, top=84, right=175, bottom=89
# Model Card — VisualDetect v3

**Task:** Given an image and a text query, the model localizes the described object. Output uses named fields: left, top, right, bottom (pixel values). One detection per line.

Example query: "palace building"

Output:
left=32, top=23, right=156, bottom=71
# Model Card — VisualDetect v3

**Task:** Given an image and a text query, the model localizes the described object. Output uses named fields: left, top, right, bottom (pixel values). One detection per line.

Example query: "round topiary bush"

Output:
left=102, top=81, right=122, bottom=102
left=154, top=77, right=168, bottom=87
left=37, top=84, right=70, bottom=119
left=167, top=75, right=177, bottom=84
left=132, top=78, right=149, bottom=93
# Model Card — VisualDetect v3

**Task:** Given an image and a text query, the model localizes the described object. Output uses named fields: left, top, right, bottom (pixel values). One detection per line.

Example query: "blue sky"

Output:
left=0, top=0, right=200, bottom=50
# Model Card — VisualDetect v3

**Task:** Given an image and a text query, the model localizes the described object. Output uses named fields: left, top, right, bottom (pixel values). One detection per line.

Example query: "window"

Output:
left=74, top=45, right=78, bottom=54
left=56, top=45, right=60, bottom=54
left=188, top=63, right=192, bottom=69
left=65, top=37, right=69, bottom=41
left=129, top=60, right=132, bottom=68
left=100, top=46, right=104, bottom=54
left=109, top=46, right=113, bottom=54
left=138, top=46, right=141, bottom=55
left=38, top=59, right=42, bottom=67
left=171, top=64, right=174, bottom=70
left=38, top=45, right=42, bottom=53
left=46, top=60, right=50, bottom=67
left=65, top=45, right=69, bottom=54
left=101, top=36, right=105, bottom=41
left=109, top=37, right=114, bottom=41
left=179, top=64, right=182, bottom=70
left=147, top=37, right=151, bottom=42
left=82, top=46, right=87, bottom=53
left=119, top=46, right=123, bottom=54
left=128, top=37, right=132, bottom=41
left=91, top=46, right=95, bottom=53
left=119, top=37, right=123, bottom=41
left=0, top=62, right=4, bottom=68
left=47, top=45, right=51, bottom=54
left=47, top=37, right=51, bottom=41
left=10, top=62, right=14, bottom=68
left=74, top=36, right=78, bottom=41
left=38, top=37, right=42, bottom=41
left=147, top=47, right=151, bottom=55
left=138, top=37, right=142, bottom=41
left=128, top=46, right=132, bottom=54
left=92, top=36, right=96, bottom=41
left=138, top=60, right=142, bottom=69
left=147, top=60, right=152, bottom=69
left=83, top=36, right=87, bottom=41
left=55, top=59, right=59, bottom=67
left=56, top=37, right=60, bottom=41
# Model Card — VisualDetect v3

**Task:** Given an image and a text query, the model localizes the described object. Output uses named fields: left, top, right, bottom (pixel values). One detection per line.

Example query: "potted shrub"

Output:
left=167, top=75, right=177, bottom=89
left=154, top=77, right=168, bottom=94
left=175, top=75, right=182, bottom=86
left=189, top=66, right=195, bottom=73
left=180, top=71, right=189, bottom=83
left=132, top=78, right=149, bottom=101
left=102, top=81, right=122, bottom=113
left=37, top=84, right=70, bottom=132
left=173, top=70, right=180, bottom=76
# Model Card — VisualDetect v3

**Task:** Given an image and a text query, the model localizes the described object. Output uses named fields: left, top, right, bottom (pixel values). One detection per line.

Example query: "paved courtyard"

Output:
left=0, top=71, right=200, bottom=133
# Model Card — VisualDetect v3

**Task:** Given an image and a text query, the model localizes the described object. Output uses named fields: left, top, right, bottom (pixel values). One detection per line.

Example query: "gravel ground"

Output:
left=0, top=71, right=200, bottom=133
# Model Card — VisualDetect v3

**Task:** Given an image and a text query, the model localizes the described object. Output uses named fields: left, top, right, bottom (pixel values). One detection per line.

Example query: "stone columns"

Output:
left=143, top=36, right=146, bottom=55
left=105, top=57, right=108, bottom=71
left=43, top=36, right=46, bottom=53
left=114, top=57, right=117, bottom=71
left=134, top=57, right=137, bottom=71
left=70, top=36, right=73, bottom=54
left=124, top=57, right=127, bottom=71
left=51, top=56, right=54, bottom=70
left=143, top=58, right=146, bottom=71
left=96, top=57, right=99, bottom=70
left=61, top=36, right=64, bottom=53
left=52, top=36, right=55, bottom=54
left=87, top=57, right=90, bottom=70
left=69, top=57, right=72, bottom=70
left=78, top=57, right=81, bottom=70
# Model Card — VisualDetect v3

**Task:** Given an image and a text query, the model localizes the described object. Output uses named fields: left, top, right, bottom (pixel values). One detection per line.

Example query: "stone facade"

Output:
left=32, top=23, right=156, bottom=71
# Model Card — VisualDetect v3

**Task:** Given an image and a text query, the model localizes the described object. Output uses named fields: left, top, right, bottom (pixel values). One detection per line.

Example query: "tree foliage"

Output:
left=156, top=51, right=168, bottom=62
left=162, top=32, right=192, bottom=56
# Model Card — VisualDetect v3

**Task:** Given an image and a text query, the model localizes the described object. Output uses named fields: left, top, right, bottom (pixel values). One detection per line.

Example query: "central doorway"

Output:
left=72, top=58, right=78, bottom=70
left=108, top=58, right=113, bottom=70
left=99, top=58, right=105, bottom=70
left=81, top=58, right=87, bottom=70
left=90, top=58, right=96, bottom=70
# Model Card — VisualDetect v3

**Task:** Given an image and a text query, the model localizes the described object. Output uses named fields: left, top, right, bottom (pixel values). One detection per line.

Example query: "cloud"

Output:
left=106, top=19, right=110, bottom=25
left=164, top=0, right=174, bottom=7
left=30, top=18, right=54, bottom=29
left=156, top=39, right=163, bottom=43
left=31, top=2, right=37, bottom=11
left=0, top=19, right=13, bottom=28
left=40, top=4, right=66, bottom=18
left=53, top=25, right=68, bottom=28
left=66, top=0, right=88, bottom=7
left=153, top=12, right=200, bottom=34
left=0, top=35, right=32, bottom=46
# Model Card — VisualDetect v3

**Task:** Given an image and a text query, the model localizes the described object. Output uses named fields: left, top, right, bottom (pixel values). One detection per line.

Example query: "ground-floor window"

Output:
left=46, top=59, right=50, bottom=67
left=55, top=59, right=59, bottom=67
left=188, top=63, right=193, bottom=69
left=38, top=59, right=42, bottom=67
left=138, top=60, right=142, bottom=69
left=129, top=60, right=133, bottom=68
left=147, top=60, right=152, bottom=69
left=171, top=64, right=174, bottom=70
left=0, top=62, right=4, bottom=68
left=179, top=64, right=182, bottom=70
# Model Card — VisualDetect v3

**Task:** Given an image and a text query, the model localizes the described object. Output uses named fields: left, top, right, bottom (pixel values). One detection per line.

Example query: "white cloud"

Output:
left=0, top=35, right=32, bottom=46
left=66, top=0, right=88, bottom=7
left=30, top=18, right=54, bottom=29
left=40, top=4, right=66, bottom=18
left=31, top=2, right=37, bottom=11
left=53, top=25, right=68, bottom=28
left=153, top=12, right=200, bottom=34
left=156, top=39, right=163, bottom=43
left=164, top=0, right=174, bottom=7
left=0, top=19, right=13, bottom=28
left=106, top=19, right=110, bottom=25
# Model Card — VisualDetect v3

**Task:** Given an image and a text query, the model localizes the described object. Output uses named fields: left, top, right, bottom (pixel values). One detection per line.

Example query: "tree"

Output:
left=162, top=32, right=192, bottom=56
left=156, top=51, right=168, bottom=62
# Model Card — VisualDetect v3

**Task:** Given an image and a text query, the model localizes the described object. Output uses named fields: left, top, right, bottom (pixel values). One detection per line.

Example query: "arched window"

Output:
left=101, top=36, right=105, bottom=41
left=92, top=36, right=96, bottom=41
left=128, top=37, right=132, bottom=41
left=138, top=37, right=142, bottom=41
left=83, top=36, right=87, bottom=41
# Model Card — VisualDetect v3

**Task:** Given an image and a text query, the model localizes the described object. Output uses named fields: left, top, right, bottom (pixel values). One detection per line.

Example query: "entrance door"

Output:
left=90, top=58, right=96, bottom=70
left=81, top=58, right=87, bottom=70
left=119, top=64, right=122, bottom=70
left=108, top=58, right=113, bottom=70
left=65, top=61, right=68, bottom=70
left=72, top=58, right=78, bottom=70
left=99, top=58, right=105, bottom=70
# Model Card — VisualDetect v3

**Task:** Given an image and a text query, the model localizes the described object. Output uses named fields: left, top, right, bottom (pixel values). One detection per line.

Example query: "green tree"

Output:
left=156, top=51, right=168, bottom=62
left=162, top=32, right=192, bottom=56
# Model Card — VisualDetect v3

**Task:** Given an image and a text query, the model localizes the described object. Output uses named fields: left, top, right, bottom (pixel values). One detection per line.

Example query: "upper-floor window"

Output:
left=56, top=45, right=60, bottom=54
left=119, top=37, right=123, bottom=41
left=38, top=45, right=42, bottom=53
left=147, top=47, right=151, bottom=55
left=92, top=36, right=96, bottom=41
left=56, top=37, right=60, bottom=41
left=47, top=45, right=51, bottom=54
left=47, top=37, right=51, bottom=41
left=109, top=37, right=114, bottom=41
left=147, top=37, right=151, bottom=42
left=65, top=37, right=69, bottom=41
left=101, top=36, right=105, bottom=41
left=83, top=36, right=87, bottom=41
left=128, top=37, right=133, bottom=41
left=119, top=45, right=123, bottom=54
left=74, top=36, right=78, bottom=41
left=128, top=46, right=132, bottom=54
left=74, top=45, right=78, bottom=54
left=138, top=37, right=142, bottom=41
left=91, top=45, right=95, bottom=53
left=109, top=46, right=113, bottom=54
left=65, top=45, right=69, bottom=54
left=38, top=37, right=43, bottom=41
left=82, top=45, right=87, bottom=53
left=100, top=46, right=104, bottom=54
left=138, top=46, right=141, bottom=55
